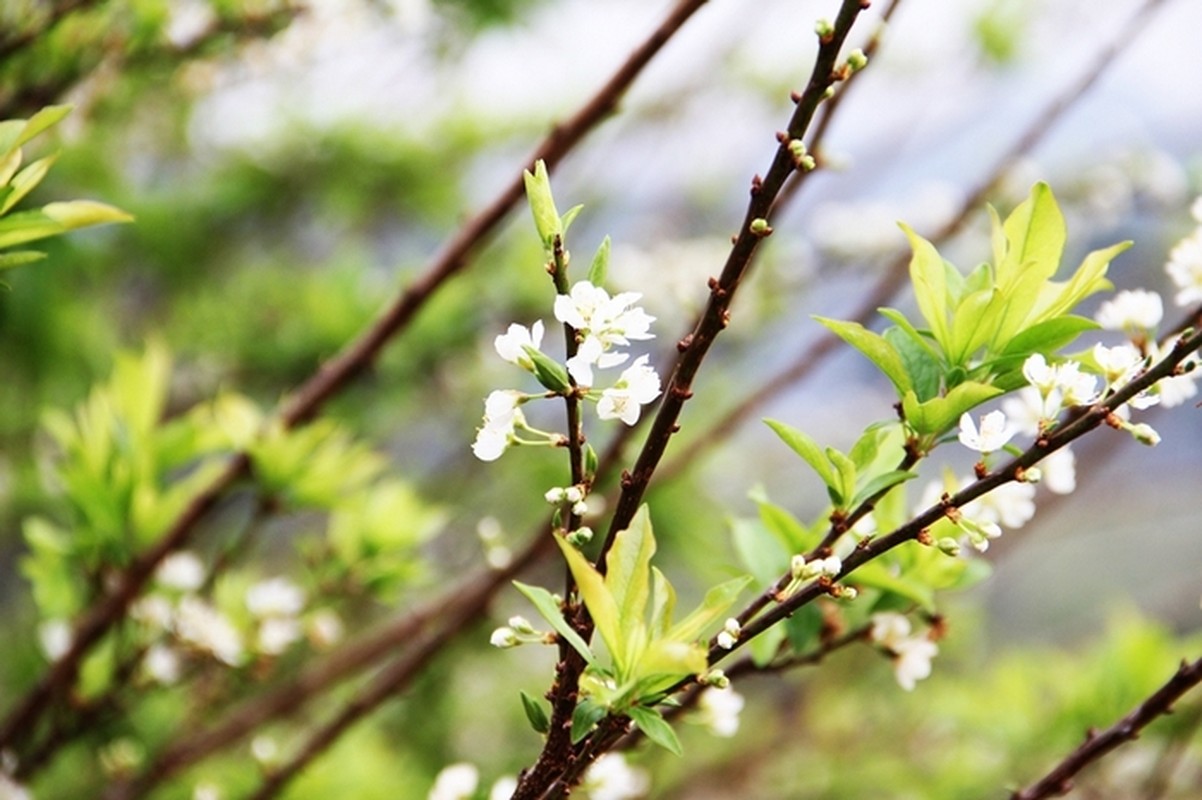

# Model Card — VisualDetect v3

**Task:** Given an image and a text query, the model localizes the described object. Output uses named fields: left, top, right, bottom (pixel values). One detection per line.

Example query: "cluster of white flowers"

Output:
left=916, top=472, right=1037, bottom=554
left=472, top=280, right=661, bottom=462
left=121, top=552, right=339, bottom=682
left=488, top=615, right=549, bottom=649
left=580, top=753, right=649, bottom=800
left=870, top=612, right=938, bottom=691
left=427, top=763, right=517, bottom=800
left=1165, top=196, right=1202, bottom=306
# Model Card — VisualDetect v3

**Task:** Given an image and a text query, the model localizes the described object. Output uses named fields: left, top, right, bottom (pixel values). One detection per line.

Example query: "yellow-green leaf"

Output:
left=41, top=200, right=134, bottom=230
left=554, top=535, right=623, bottom=668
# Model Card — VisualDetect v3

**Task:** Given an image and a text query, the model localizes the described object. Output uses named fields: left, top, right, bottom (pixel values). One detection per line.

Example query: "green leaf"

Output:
left=751, top=487, right=816, bottom=553
left=849, top=558, right=936, bottom=613
left=731, top=518, right=789, bottom=586
left=748, top=624, right=786, bottom=667
left=520, top=690, right=550, bottom=735
left=997, top=182, right=1065, bottom=286
left=850, top=469, right=917, bottom=512
left=879, top=308, right=942, bottom=362
left=999, top=314, right=1098, bottom=357
left=648, top=566, right=676, bottom=638
left=560, top=204, right=583, bottom=236
left=784, top=604, right=824, bottom=652
left=825, top=447, right=856, bottom=508
left=814, top=316, right=911, bottom=395
left=1, top=153, right=57, bottom=215
left=902, top=381, right=1003, bottom=437
left=587, top=235, right=611, bottom=286
left=0, top=209, right=64, bottom=249
left=553, top=536, right=623, bottom=666
left=667, top=576, right=753, bottom=645
left=571, top=699, right=607, bottom=743
left=1030, top=241, right=1127, bottom=322
left=0, top=250, right=46, bottom=269
left=763, top=418, right=837, bottom=491
left=900, top=223, right=952, bottom=352
left=513, top=581, right=595, bottom=665
left=41, top=200, right=134, bottom=230
left=884, top=326, right=941, bottom=401
left=948, top=287, right=1002, bottom=364
left=627, top=705, right=682, bottom=755
left=0, top=105, right=72, bottom=159
left=523, top=159, right=562, bottom=250
left=524, top=345, right=571, bottom=393
left=605, top=505, right=656, bottom=650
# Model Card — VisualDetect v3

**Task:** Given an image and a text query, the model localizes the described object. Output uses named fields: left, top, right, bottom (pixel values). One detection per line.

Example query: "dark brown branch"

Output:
left=0, top=0, right=712, bottom=761
left=661, top=0, right=1170, bottom=482
left=1010, top=656, right=1202, bottom=800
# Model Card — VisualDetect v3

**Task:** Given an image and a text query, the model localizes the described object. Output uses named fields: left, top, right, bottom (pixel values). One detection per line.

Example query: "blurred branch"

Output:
left=662, top=0, right=1172, bottom=482
left=0, top=0, right=101, bottom=61
left=1010, top=656, right=1202, bottom=800
left=5, top=0, right=717, bottom=778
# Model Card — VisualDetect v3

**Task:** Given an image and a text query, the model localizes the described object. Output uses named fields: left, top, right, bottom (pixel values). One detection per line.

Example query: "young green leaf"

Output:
left=667, top=575, right=753, bottom=645
left=523, top=345, right=572, bottom=393
left=814, top=316, right=912, bottom=396
left=0, top=153, right=58, bottom=215
left=825, top=447, right=857, bottom=508
left=605, top=505, right=656, bottom=640
left=520, top=690, right=550, bottom=735
left=901, top=381, right=1003, bottom=437
left=513, top=581, right=595, bottom=665
left=900, top=223, right=952, bottom=352
left=627, top=705, right=683, bottom=755
left=850, top=469, right=917, bottom=512
left=996, top=181, right=1065, bottom=286
left=523, top=159, right=562, bottom=250
left=553, top=536, right=623, bottom=666
left=587, top=235, right=611, bottom=286
left=571, top=699, right=607, bottom=744
left=41, top=200, right=134, bottom=230
left=763, top=418, right=837, bottom=491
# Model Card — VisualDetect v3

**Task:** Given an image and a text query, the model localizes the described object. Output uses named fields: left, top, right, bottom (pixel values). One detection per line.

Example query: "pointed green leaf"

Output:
left=764, top=419, right=837, bottom=491
left=667, top=575, right=753, bottom=645
left=632, top=639, right=707, bottom=695
left=560, top=204, right=583, bottom=235
left=999, top=314, right=1099, bottom=357
left=0, top=145, right=21, bottom=185
left=605, top=505, right=656, bottom=644
left=899, top=223, right=951, bottom=352
left=523, top=159, right=562, bottom=250
left=850, top=469, right=916, bottom=511
left=752, top=491, right=816, bottom=553
left=571, top=699, right=606, bottom=743
left=524, top=345, right=571, bottom=393
left=627, top=706, right=682, bottom=755
left=0, top=250, right=47, bottom=269
left=12, top=105, right=72, bottom=152
left=587, top=235, right=611, bottom=286
left=848, top=559, right=936, bottom=613
left=520, top=690, right=550, bottom=735
left=731, top=518, right=789, bottom=586
left=948, top=287, right=1001, bottom=364
left=814, top=316, right=911, bottom=395
left=902, top=381, right=1003, bottom=436
left=997, top=182, right=1065, bottom=285
left=41, top=200, right=134, bottom=230
left=879, top=308, right=942, bottom=362
left=0, top=209, right=64, bottom=249
left=513, top=581, right=595, bottom=665
left=825, top=446, right=856, bottom=507
left=1030, top=241, right=1128, bottom=323
left=1, top=153, right=58, bottom=214
left=553, top=536, right=623, bottom=666
left=648, top=566, right=676, bottom=638
left=884, top=325, right=941, bottom=401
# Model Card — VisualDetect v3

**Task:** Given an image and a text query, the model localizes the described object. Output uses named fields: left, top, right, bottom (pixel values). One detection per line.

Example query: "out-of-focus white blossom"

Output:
left=175, top=597, right=244, bottom=666
left=143, top=644, right=182, bottom=685
left=1038, top=447, right=1077, bottom=495
left=581, top=753, right=649, bottom=800
left=307, top=609, right=344, bottom=648
left=246, top=577, right=306, bottom=618
left=257, top=617, right=303, bottom=655
left=428, top=763, right=479, bottom=800
left=696, top=685, right=745, bottom=737
left=38, top=619, right=72, bottom=661
left=1166, top=227, right=1202, bottom=306
left=489, top=777, right=518, bottom=800
left=1095, top=289, right=1163, bottom=332
left=156, top=551, right=206, bottom=591
left=870, top=612, right=937, bottom=691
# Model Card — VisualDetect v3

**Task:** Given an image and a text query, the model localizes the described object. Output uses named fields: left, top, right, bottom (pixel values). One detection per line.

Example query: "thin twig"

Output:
left=1010, top=656, right=1202, bottom=800
left=0, top=0, right=711, bottom=762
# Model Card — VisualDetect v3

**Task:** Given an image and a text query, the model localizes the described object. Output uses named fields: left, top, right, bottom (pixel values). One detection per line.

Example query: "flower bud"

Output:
left=508, top=616, right=536, bottom=635
left=936, top=537, right=962, bottom=557
left=490, top=627, right=518, bottom=648
left=847, top=49, right=868, bottom=72
left=1129, top=422, right=1161, bottom=446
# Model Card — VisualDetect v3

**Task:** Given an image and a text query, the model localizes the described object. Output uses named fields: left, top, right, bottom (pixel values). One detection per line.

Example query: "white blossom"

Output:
left=37, top=619, right=72, bottom=661
left=1147, top=342, right=1199, bottom=408
left=1053, top=361, right=1100, bottom=407
left=156, top=551, right=206, bottom=591
left=581, top=753, right=649, bottom=800
left=428, top=763, right=479, bottom=800
left=246, top=577, right=306, bottom=618
left=1095, top=289, right=1163, bottom=332
left=957, top=410, right=1014, bottom=453
left=257, top=617, right=303, bottom=655
left=596, top=355, right=661, bottom=425
left=555, top=281, right=655, bottom=386
left=1093, top=342, right=1143, bottom=385
left=0, top=773, right=31, bottom=800
left=472, top=392, right=525, bottom=462
left=1001, top=386, right=1055, bottom=435
left=968, top=481, right=1037, bottom=529
left=494, top=321, right=545, bottom=370
left=1166, top=227, right=1202, bottom=306
left=143, top=644, right=182, bottom=685
left=870, top=612, right=937, bottom=691
left=696, top=685, right=745, bottom=737
left=174, top=597, right=244, bottom=666
left=490, top=627, right=518, bottom=648
left=307, top=609, right=344, bottom=648
left=1022, top=354, right=1058, bottom=393
left=130, top=595, right=174, bottom=631
left=489, top=778, right=518, bottom=800
left=1038, top=447, right=1077, bottom=495
left=566, top=335, right=629, bottom=388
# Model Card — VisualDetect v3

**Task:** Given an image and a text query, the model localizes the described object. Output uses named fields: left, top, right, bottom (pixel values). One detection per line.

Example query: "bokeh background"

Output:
left=3, top=0, right=1202, bottom=797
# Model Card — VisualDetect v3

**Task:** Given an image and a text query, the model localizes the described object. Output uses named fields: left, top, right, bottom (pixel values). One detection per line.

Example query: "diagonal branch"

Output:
left=0, top=0, right=714, bottom=759
left=1009, top=656, right=1202, bottom=800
